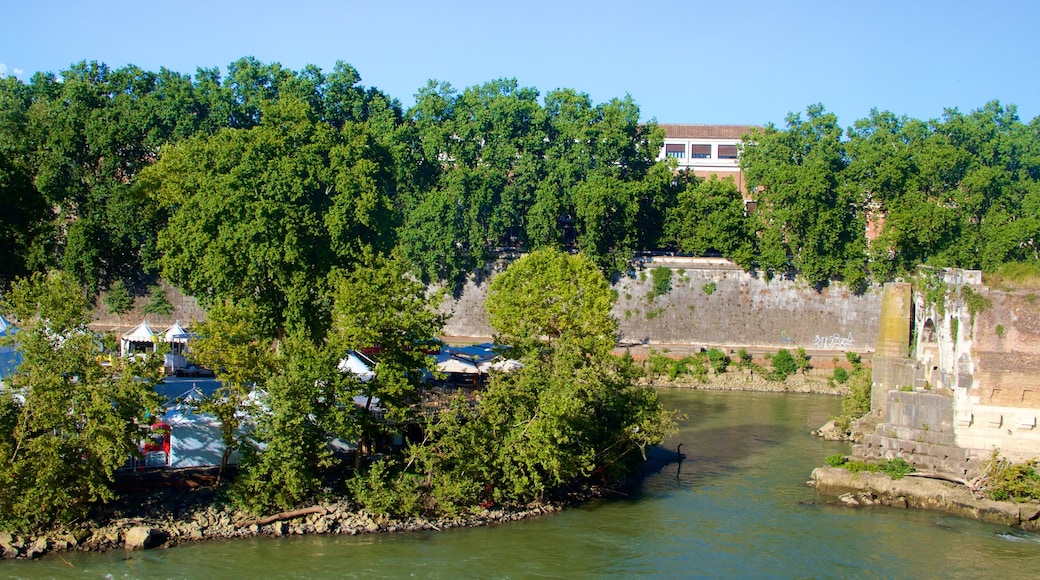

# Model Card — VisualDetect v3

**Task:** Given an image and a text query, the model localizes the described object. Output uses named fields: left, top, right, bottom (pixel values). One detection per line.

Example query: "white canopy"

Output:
left=121, top=320, right=158, bottom=356
left=164, top=320, right=191, bottom=343
left=435, top=352, right=482, bottom=374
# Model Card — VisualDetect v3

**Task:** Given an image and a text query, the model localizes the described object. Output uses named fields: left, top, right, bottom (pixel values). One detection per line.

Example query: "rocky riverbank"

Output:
left=646, top=371, right=845, bottom=395
left=0, top=493, right=565, bottom=560
left=809, top=466, right=1040, bottom=531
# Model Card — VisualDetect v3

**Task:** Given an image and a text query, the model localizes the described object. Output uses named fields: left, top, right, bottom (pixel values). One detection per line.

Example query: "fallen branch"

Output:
left=904, top=472, right=968, bottom=486
left=236, top=506, right=328, bottom=528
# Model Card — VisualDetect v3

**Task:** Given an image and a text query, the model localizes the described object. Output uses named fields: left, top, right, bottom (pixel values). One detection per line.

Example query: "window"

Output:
left=665, top=144, right=685, bottom=159
left=691, top=144, right=711, bottom=159
left=718, top=144, right=739, bottom=159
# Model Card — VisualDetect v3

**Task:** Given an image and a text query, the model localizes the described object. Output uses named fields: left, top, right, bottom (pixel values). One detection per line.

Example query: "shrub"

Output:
left=650, top=267, right=673, bottom=298
left=827, top=455, right=914, bottom=479
left=770, top=349, right=797, bottom=379
left=707, top=348, right=729, bottom=374
left=981, top=452, right=1040, bottom=502
left=701, top=281, right=717, bottom=296
left=832, top=366, right=849, bottom=384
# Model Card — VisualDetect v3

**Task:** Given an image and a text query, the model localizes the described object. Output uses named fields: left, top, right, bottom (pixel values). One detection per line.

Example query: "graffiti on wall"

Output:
left=813, top=333, right=855, bottom=350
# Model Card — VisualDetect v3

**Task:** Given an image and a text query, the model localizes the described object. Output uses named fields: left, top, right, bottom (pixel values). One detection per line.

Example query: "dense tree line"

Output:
left=2, top=58, right=1038, bottom=304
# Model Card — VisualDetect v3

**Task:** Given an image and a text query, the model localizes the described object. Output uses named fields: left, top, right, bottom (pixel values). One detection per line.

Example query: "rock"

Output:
left=272, top=521, right=287, bottom=536
left=25, top=536, right=49, bottom=559
left=125, top=526, right=161, bottom=550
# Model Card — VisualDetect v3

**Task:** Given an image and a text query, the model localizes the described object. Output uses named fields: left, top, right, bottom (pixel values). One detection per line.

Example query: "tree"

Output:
left=142, top=284, right=174, bottom=316
left=741, top=104, right=867, bottom=287
left=231, top=334, right=361, bottom=513
left=0, top=271, right=163, bottom=532
left=665, top=175, right=757, bottom=267
left=104, top=279, right=134, bottom=319
left=391, top=250, right=671, bottom=514
left=187, top=300, right=275, bottom=477
left=329, top=254, right=446, bottom=431
left=144, top=96, right=398, bottom=337
left=485, top=248, right=618, bottom=357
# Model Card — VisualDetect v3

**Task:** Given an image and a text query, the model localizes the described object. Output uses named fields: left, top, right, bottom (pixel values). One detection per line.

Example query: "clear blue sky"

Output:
left=3, top=0, right=1038, bottom=127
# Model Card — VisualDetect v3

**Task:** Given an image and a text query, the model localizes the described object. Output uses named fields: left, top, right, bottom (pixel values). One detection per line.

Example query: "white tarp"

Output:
left=338, top=351, right=375, bottom=382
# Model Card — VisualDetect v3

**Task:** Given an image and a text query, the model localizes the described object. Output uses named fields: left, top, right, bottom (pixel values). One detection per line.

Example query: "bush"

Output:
left=770, top=349, right=797, bottom=379
left=701, top=281, right=717, bottom=296
left=982, top=452, right=1040, bottom=502
left=832, top=366, right=849, bottom=384
left=650, top=267, right=673, bottom=298
left=707, top=348, right=729, bottom=374
left=827, top=455, right=914, bottom=479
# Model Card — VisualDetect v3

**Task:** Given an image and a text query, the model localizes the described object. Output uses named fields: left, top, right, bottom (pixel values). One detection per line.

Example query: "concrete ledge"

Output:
left=810, top=467, right=1040, bottom=531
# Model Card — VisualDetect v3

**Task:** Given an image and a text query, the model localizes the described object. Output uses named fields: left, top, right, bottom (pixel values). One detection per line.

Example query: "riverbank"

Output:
left=0, top=486, right=570, bottom=560
left=646, top=370, right=846, bottom=395
left=809, top=466, right=1040, bottom=531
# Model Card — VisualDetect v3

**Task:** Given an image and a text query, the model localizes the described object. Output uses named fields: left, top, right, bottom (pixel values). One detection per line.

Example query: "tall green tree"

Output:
left=485, top=248, right=618, bottom=357
left=145, top=96, right=399, bottom=337
left=741, top=104, right=866, bottom=287
left=187, top=300, right=275, bottom=477
left=665, top=174, right=757, bottom=268
left=0, top=271, right=163, bottom=532
left=231, top=334, right=361, bottom=513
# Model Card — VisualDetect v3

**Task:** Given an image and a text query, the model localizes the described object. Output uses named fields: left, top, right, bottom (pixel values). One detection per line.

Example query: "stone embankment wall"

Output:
left=443, top=256, right=883, bottom=353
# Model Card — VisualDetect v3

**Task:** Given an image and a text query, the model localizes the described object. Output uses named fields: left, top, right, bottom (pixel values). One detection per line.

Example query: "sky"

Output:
left=3, top=0, right=1039, bottom=127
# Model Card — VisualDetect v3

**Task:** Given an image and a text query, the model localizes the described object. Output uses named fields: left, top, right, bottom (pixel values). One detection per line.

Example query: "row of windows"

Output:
left=664, top=143, right=739, bottom=160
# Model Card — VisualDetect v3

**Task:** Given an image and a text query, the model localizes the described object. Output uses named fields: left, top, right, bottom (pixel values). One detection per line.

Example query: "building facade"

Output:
left=657, top=124, right=757, bottom=194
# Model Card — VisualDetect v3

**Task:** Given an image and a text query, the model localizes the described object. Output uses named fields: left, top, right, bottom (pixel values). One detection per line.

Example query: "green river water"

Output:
left=6, top=389, right=1039, bottom=579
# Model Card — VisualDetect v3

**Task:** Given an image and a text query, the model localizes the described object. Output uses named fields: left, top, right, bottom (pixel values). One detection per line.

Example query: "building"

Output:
left=657, top=124, right=757, bottom=194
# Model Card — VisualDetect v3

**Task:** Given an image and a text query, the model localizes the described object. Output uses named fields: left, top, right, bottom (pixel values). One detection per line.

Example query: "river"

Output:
left=7, top=390, right=1040, bottom=578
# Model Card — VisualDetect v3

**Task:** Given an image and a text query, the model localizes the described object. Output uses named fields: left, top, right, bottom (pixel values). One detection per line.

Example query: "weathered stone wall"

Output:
left=441, top=256, right=884, bottom=352
left=859, top=273, right=1040, bottom=477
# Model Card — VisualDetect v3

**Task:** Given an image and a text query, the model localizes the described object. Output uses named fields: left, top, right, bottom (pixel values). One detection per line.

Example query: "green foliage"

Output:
left=329, top=254, right=446, bottom=422
left=486, top=248, right=617, bottom=358
left=706, top=348, right=729, bottom=374
left=400, top=351, right=673, bottom=512
left=996, top=324, right=1005, bottom=338
left=769, top=349, right=797, bottom=380
left=231, top=335, right=360, bottom=513
left=188, top=300, right=276, bottom=475
left=834, top=363, right=872, bottom=433
left=740, top=104, right=866, bottom=287
left=104, top=280, right=134, bottom=315
left=0, top=271, right=163, bottom=532
left=646, top=352, right=707, bottom=382
left=142, top=285, right=174, bottom=316
left=348, top=459, right=425, bottom=517
left=736, top=348, right=753, bottom=368
left=826, top=455, right=915, bottom=479
left=794, top=346, right=811, bottom=374
left=144, top=96, right=398, bottom=337
left=701, top=281, right=717, bottom=296
left=960, top=286, right=992, bottom=322
left=650, top=267, right=673, bottom=298
left=664, top=175, right=757, bottom=268
left=832, top=366, right=849, bottom=384
left=981, top=452, right=1040, bottom=502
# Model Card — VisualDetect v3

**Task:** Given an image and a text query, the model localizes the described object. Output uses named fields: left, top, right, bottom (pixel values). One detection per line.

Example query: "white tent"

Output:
left=435, top=352, right=482, bottom=375
left=121, top=320, right=157, bottom=357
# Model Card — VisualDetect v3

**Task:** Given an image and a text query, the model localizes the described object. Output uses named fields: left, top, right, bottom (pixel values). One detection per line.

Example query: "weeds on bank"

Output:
left=826, top=455, right=915, bottom=479
left=978, top=451, right=1040, bottom=502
